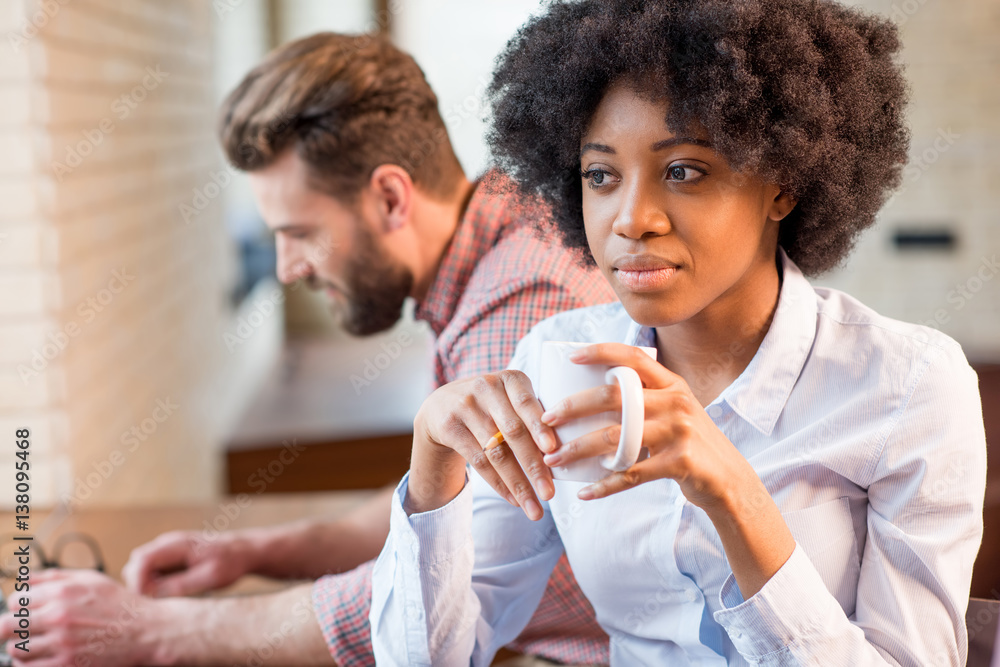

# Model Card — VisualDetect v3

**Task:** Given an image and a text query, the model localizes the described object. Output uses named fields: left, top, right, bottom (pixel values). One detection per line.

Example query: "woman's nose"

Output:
left=611, top=182, right=671, bottom=239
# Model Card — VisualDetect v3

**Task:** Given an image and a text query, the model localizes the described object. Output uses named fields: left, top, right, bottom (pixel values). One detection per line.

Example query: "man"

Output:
left=0, top=33, right=615, bottom=666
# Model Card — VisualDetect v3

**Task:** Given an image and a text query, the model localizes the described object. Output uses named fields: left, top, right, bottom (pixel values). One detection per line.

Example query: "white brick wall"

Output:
left=1, top=0, right=247, bottom=508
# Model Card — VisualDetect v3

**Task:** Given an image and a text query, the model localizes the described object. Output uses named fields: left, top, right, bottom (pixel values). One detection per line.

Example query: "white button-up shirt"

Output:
left=370, top=251, right=986, bottom=666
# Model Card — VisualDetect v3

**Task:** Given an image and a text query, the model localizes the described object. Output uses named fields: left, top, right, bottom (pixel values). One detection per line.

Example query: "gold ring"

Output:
left=484, top=430, right=505, bottom=450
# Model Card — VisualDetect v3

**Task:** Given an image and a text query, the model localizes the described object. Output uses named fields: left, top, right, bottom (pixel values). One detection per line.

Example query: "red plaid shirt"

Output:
left=313, top=171, right=616, bottom=666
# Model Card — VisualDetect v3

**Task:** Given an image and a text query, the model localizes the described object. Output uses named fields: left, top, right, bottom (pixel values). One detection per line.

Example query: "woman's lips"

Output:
left=614, top=266, right=678, bottom=291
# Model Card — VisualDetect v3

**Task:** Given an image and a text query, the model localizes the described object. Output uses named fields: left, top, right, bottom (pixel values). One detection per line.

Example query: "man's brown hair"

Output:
left=219, top=32, right=463, bottom=200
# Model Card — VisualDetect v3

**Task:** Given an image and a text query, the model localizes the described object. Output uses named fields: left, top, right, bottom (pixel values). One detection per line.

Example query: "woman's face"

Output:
left=580, top=82, right=794, bottom=329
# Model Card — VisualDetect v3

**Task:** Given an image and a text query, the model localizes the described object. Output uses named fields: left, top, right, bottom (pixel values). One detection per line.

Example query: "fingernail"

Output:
left=543, top=452, right=561, bottom=466
left=578, top=486, right=594, bottom=500
left=541, top=431, right=557, bottom=452
left=569, top=350, right=586, bottom=361
left=524, top=499, right=542, bottom=519
left=541, top=411, right=557, bottom=425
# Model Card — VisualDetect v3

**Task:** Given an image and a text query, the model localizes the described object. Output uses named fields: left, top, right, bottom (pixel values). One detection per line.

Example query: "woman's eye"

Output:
left=666, top=165, right=703, bottom=182
left=581, top=168, right=615, bottom=190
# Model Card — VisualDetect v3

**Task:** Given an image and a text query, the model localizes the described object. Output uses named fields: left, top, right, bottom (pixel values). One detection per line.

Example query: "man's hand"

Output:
left=0, top=571, right=335, bottom=666
left=122, top=530, right=257, bottom=597
left=0, top=570, right=158, bottom=667
left=123, top=488, right=395, bottom=596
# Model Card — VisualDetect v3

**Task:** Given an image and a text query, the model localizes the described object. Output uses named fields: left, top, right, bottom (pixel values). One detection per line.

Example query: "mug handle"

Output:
left=600, top=366, right=645, bottom=472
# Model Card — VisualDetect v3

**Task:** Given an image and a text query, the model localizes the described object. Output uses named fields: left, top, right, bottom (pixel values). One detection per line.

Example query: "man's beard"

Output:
left=337, top=224, right=413, bottom=337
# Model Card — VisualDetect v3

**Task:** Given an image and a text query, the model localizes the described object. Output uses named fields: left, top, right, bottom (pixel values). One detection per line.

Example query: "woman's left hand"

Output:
left=541, top=342, right=796, bottom=599
left=540, top=342, right=763, bottom=516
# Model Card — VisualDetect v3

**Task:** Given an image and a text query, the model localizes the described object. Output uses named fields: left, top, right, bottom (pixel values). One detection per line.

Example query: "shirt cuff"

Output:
left=713, top=542, right=841, bottom=659
left=311, top=561, right=377, bottom=664
left=392, top=471, right=473, bottom=564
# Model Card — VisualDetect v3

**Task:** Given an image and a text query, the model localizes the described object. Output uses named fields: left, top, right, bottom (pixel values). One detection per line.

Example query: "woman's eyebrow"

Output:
left=580, top=142, right=615, bottom=156
left=651, top=137, right=713, bottom=151
left=580, top=137, right=713, bottom=158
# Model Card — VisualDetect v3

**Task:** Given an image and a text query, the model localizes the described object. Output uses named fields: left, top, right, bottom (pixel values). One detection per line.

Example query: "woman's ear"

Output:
left=370, top=164, right=413, bottom=233
left=768, top=189, right=797, bottom=223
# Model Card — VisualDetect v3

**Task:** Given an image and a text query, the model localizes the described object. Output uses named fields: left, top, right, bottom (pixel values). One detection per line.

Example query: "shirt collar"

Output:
left=625, top=248, right=817, bottom=436
left=414, top=170, right=519, bottom=337
left=722, top=249, right=817, bottom=435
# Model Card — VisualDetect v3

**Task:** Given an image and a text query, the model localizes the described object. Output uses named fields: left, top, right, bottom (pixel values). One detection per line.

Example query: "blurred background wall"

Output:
left=0, top=1, right=244, bottom=507
left=821, top=0, right=1000, bottom=360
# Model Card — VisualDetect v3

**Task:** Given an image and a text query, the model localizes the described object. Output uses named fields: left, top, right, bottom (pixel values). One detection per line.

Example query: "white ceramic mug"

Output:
left=538, top=341, right=656, bottom=482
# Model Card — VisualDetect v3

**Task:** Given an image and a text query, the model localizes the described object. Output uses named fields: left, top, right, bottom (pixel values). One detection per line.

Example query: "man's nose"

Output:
left=612, top=181, right=671, bottom=239
left=275, top=240, right=312, bottom=285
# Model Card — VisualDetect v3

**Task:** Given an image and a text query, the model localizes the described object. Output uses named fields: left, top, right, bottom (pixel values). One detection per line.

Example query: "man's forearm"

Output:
left=146, top=584, right=336, bottom=666
left=243, top=485, right=395, bottom=580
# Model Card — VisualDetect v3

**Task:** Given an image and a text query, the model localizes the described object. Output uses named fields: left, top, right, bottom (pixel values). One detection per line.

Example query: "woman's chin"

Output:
left=617, top=293, right=692, bottom=329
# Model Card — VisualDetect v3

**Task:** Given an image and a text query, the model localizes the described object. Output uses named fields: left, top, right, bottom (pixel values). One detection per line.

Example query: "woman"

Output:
left=370, top=1, right=986, bottom=665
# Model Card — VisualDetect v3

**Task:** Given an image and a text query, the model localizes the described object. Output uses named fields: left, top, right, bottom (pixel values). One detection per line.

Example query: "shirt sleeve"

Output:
left=713, top=341, right=986, bottom=666
left=310, top=561, right=376, bottom=666
left=370, top=469, right=565, bottom=667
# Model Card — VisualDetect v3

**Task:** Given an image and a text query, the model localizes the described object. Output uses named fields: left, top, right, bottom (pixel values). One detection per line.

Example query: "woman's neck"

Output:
left=655, top=258, right=782, bottom=407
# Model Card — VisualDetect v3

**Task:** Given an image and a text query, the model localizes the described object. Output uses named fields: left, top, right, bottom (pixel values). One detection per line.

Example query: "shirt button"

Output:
left=706, top=404, right=723, bottom=420
left=407, top=603, right=422, bottom=621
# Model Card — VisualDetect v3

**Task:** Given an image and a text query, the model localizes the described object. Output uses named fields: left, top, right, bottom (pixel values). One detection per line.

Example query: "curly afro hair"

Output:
left=486, top=0, right=910, bottom=276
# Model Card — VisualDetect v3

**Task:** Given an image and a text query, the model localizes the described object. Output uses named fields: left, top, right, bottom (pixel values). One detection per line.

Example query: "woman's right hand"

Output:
left=407, top=370, right=558, bottom=520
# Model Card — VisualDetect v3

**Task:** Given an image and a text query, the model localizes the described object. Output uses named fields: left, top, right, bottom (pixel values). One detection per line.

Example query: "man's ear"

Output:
left=369, top=165, right=413, bottom=233
left=768, top=187, right=797, bottom=223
